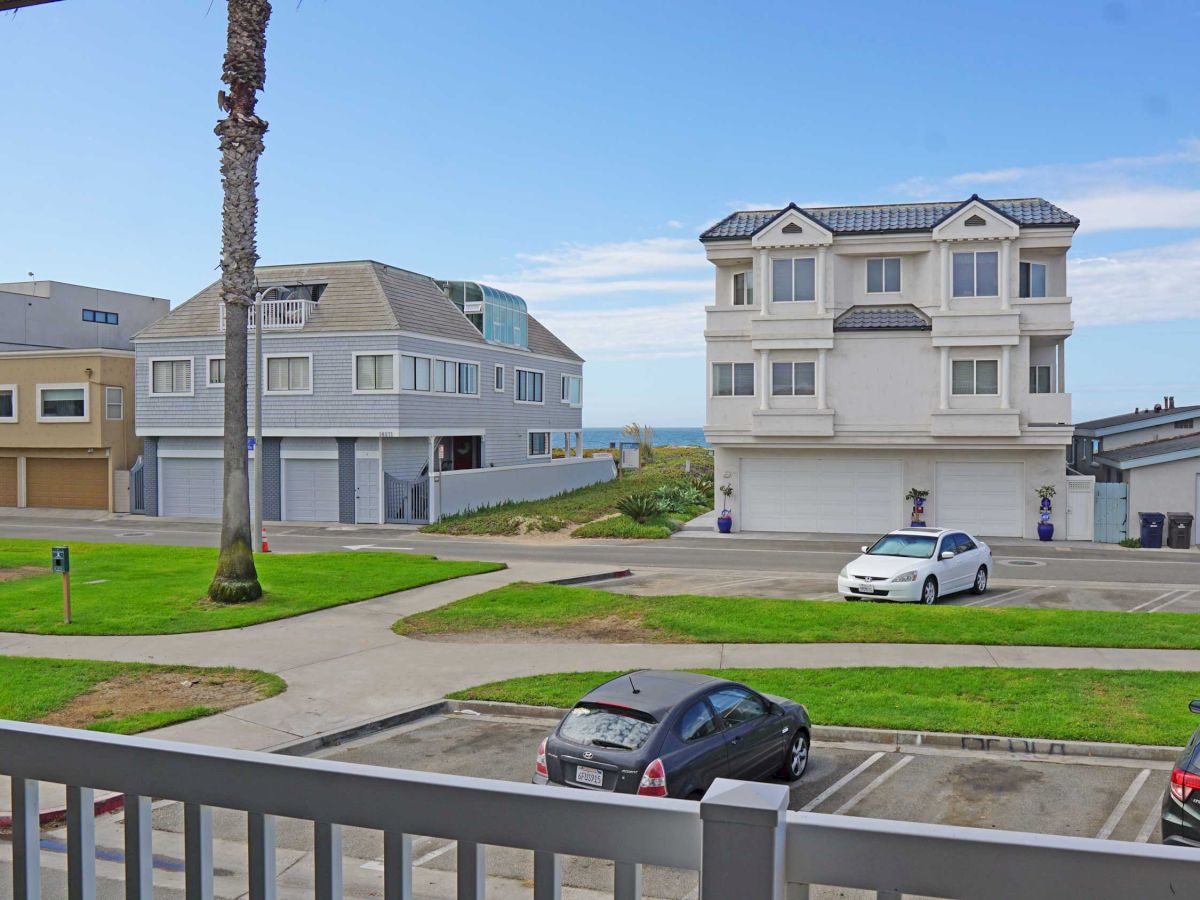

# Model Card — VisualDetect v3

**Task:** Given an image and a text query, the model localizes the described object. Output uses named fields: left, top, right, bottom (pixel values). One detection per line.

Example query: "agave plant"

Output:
left=617, top=493, right=659, bottom=524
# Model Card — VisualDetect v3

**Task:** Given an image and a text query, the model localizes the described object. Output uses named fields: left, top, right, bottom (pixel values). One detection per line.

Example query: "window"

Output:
left=712, top=362, right=754, bottom=397
left=82, top=309, right=118, bottom=325
left=354, top=354, right=395, bottom=392
left=678, top=700, right=720, bottom=742
left=265, top=355, right=311, bottom=394
left=206, top=357, right=225, bottom=387
left=1176, top=419, right=1195, bottom=430
left=0, top=386, right=15, bottom=423
left=528, top=431, right=550, bottom=457
left=771, top=361, right=816, bottom=397
left=1019, top=261, right=1047, bottom=298
left=561, top=374, right=582, bottom=406
left=428, top=360, right=478, bottom=395
left=771, top=257, right=815, bottom=302
left=515, top=369, right=544, bottom=403
left=867, top=257, right=901, bottom=293
left=38, top=385, right=87, bottom=421
left=954, top=533, right=977, bottom=553
left=952, top=359, right=999, bottom=395
left=1091, top=438, right=1101, bottom=455
left=401, top=355, right=431, bottom=391
left=952, top=251, right=999, bottom=297
left=104, top=386, right=123, bottom=420
left=494, top=364, right=504, bottom=392
left=708, top=687, right=767, bottom=726
left=150, top=358, right=192, bottom=395
left=732, top=271, right=754, bottom=306
left=558, top=704, right=655, bottom=751
left=1029, top=365, right=1052, bottom=394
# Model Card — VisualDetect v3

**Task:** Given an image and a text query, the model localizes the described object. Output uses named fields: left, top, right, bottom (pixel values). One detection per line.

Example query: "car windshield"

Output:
left=559, top=703, right=656, bottom=750
left=866, top=534, right=937, bottom=559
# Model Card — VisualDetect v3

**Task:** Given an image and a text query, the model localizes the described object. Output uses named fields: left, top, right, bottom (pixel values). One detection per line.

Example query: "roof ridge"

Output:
left=725, top=197, right=1054, bottom=216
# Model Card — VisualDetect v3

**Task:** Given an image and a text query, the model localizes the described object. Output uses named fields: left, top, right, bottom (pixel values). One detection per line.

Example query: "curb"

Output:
left=268, top=700, right=450, bottom=757
left=0, top=790, right=125, bottom=831
left=548, top=569, right=633, bottom=586
left=442, top=699, right=1184, bottom=764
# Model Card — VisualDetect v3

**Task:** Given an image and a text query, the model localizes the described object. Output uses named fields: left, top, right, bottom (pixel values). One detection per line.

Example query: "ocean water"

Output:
left=583, top=427, right=709, bottom=449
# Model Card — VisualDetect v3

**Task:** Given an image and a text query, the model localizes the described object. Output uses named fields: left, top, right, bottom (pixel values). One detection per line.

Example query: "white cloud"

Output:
left=491, top=277, right=710, bottom=302
left=1058, top=188, right=1200, bottom=232
left=536, top=301, right=705, bottom=361
left=504, top=237, right=705, bottom=282
left=1070, top=238, right=1200, bottom=325
left=665, top=219, right=685, bottom=229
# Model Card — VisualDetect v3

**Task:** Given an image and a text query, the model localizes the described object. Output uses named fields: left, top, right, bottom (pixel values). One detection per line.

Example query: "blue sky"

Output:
left=4, top=0, right=1199, bottom=425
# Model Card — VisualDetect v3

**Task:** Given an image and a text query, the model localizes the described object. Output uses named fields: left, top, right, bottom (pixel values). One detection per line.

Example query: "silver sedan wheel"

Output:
left=789, top=732, right=809, bottom=779
left=973, top=567, right=988, bottom=595
left=922, top=578, right=938, bottom=605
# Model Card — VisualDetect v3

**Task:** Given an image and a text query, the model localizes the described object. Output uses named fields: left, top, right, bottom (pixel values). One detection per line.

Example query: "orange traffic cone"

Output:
left=260, top=525, right=271, bottom=553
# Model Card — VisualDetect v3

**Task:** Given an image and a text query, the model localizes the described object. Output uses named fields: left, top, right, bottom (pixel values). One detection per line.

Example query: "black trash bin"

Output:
left=1139, top=512, right=1166, bottom=549
left=1167, top=513, right=1195, bottom=550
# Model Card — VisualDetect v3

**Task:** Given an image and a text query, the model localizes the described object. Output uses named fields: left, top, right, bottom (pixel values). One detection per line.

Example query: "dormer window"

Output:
left=771, top=257, right=815, bottom=303
left=1019, top=261, right=1047, bottom=298
left=438, top=281, right=529, bottom=349
left=952, top=251, right=998, bottom=298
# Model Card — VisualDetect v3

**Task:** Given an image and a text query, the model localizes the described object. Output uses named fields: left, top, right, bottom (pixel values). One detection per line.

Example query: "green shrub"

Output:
left=652, top=482, right=707, bottom=514
left=1119, top=537, right=1142, bottom=548
left=572, top=516, right=675, bottom=539
left=616, top=493, right=659, bottom=523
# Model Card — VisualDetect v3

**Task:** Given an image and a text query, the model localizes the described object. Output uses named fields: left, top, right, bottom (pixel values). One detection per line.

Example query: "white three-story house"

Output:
left=700, top=196, right=1076, bottom=538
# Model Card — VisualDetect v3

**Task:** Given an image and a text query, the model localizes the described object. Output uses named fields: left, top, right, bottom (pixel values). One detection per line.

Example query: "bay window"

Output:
left=952, top=359, right=999, bottom=395
left=771, top=361, right=816, bottom=396
left=952, top=251, right=999, bottom=297
left=771, top=257, right=815, bottom=302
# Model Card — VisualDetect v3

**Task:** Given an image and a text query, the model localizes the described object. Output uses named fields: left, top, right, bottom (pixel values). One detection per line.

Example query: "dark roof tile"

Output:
left=834, top=305, right=931, bottom=332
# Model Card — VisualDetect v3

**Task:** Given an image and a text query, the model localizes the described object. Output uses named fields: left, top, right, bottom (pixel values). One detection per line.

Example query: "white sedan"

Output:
left=837, top=527, right=992, bottom=604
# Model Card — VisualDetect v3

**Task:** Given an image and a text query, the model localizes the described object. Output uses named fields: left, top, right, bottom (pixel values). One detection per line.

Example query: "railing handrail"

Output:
left=785, top=810, right=1199, bottom=899
left=0, top=720, right=699, bottom=870
left=218, top=296, right=315, bottom=331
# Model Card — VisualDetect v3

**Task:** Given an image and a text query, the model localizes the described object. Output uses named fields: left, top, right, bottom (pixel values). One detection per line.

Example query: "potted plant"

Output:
left=1035, top=484, right=1056, bottom=541
left=905, top=488, right=930, bottom=527
left=717, top=483, right=734, bottom=534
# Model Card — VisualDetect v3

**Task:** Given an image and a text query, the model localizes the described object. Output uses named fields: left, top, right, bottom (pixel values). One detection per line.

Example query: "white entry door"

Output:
left=740, top=457, right=903, bottom=534
left=936, top=462, right=1023, bottom=537
left=355, top=457, right=380, bottom=524
left=161, top=457, right=223, bottom=518
left=282, top=458, right=340, bottom=522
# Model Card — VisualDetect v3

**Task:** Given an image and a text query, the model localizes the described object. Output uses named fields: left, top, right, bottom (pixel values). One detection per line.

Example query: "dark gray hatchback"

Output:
left=1162, top=699, right=1200, bottom=846
left=532, top=670, right=811, bottom=800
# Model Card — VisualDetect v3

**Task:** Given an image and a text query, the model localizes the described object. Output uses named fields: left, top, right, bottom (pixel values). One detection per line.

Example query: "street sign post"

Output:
left=51, top=546, right=70, bottom=624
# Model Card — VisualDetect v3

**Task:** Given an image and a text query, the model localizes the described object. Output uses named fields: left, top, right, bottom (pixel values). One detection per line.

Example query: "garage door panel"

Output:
left=161, top=458, right=224, bottom=518
left=936, top=462, right=1022, bottom=537
left=27, top=458, right=108, bottom=509
left=0, top=458, right=15, bottom=507
left=283, top=458, right=339, bottom=522
left=741, top=457, right=901, bottom=534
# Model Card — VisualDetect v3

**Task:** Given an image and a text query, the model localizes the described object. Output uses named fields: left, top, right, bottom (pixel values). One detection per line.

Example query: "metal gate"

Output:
left=384, top=474, right=429, bottom=524
left=129, top=456, right=145, bottom=515
left=1094, top=482, right=1128, bottom=543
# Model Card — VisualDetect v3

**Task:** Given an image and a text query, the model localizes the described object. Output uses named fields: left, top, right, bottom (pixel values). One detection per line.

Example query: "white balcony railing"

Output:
left=4, top=720, right=1198, bottom=900
left=217, top=297, right=315, bottom=331
left=1025, top=391, right=1073, bottom=426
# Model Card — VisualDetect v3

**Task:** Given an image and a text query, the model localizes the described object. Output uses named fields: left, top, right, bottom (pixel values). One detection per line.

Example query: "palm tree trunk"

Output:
left=208, top=0, right=271, bottom=604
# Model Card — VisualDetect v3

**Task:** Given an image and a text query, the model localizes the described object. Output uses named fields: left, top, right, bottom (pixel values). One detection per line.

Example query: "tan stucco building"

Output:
left=0, top=349, right=141, bottom=511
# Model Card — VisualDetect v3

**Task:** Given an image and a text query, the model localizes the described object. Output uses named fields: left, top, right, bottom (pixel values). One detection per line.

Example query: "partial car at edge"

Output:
left=1161, top=699, right=1200, bottom=846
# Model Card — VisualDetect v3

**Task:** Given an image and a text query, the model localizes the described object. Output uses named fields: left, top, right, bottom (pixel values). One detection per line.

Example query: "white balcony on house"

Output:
left=217, top=296, right=316, bottom=331
left=1014, top=296, right=1074, bottom=334
left=1024, top=391, right=1073, bottom=426
left=751, top=407, right=836, bottom=437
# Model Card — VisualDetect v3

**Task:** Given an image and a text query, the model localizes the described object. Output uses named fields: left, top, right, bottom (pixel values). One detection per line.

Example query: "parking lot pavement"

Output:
left=12, top=711, right=1175, bottom=899
left=598, top=565, right=1200, bottom=613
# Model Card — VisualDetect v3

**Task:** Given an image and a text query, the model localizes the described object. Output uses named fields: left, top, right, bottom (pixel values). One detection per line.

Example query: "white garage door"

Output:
left=283, top=458, right=340, bottom=522
left=161, top=458, right=223, bottom=518
left=936, top=462, right=1023, bottom=537
left=741, top=457, right=902, bottom=534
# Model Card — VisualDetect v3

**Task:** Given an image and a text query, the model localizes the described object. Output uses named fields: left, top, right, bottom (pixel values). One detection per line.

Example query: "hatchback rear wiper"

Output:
left=590, top=739, right=632, bottom=750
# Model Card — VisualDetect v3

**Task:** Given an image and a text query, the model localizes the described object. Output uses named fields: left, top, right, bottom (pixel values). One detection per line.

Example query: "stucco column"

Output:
left=759, top=349, right=769, bottom=410
left=817, top=349, right=828, bottom=410
left=1057, top=339, right=1066, bottom=392
left=1000, top=346, right=1012, bottom=409
left=939, top=347, right=949, bottom=410
left=757, top=250, right=770, bottom=317
left=816, top=246, right=827, bottom=315
left=939, top=242, right=950, bottom=310
left=577, top=431, right=583, bottom=456
left=999, top=239, right=1011, bottom=310
left=427, top=435, right=439, bottom=522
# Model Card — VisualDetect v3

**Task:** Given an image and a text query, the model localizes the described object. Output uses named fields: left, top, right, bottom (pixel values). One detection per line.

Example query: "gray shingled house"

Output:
left=132, top=260, right=607, bottom=524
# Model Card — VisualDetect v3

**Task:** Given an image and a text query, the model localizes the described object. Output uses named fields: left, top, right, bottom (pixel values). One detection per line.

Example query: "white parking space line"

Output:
left=360, top=837, right=455, bottom=872
left=833, top=755, right=913, bottom=816
left=1129, top=590, right=1184, bottom=612
left=1095, top=769, right=1152, bottom=840
left=967, top=586, right=1045, bottom=608
left=1135, top=795, right=1164, bottom=843
left=1148, top=590, right=1195, bottom=613
left=801, top=751, right=886, bottom=812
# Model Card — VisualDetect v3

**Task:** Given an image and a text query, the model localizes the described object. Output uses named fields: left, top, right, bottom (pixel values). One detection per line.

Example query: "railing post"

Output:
left=124, top=794, right=154, bottom=900
left=457, top=841, right=485, bottom=899
left=66, top=785, right=97, bottom=900
left=184, top=802, right=214, bottom=900
left=12, top=777, right=39, bottom=900
left=383, top=832, right=412, bottom=900
left=700, top=778, right=788, bottom=900
left=247, top=812, right=277, bottom=900
left=314, top=821, right=343, bottom=900
left=614, top=860, right=642, bottom=900
left=533, top=850, right=561, bottom=900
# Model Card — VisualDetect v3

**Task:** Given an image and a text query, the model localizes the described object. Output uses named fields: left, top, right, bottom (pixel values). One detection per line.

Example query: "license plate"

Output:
left=857, top=584, right=875, bottom=594
left=575, top=765, right=604, bottom=787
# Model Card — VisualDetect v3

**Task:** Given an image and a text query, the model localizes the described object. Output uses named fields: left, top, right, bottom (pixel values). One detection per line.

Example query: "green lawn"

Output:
left=571, top=506, right=708, bottom=540
left=449, top=667, right=1200, bottom=747
left=0, top=655, right=285, bottom=735
left=0, top=539, right=503, bottom=635
left=421, top=446, right=712, bottom=536
left=398, top=581, right=1200, bottom=650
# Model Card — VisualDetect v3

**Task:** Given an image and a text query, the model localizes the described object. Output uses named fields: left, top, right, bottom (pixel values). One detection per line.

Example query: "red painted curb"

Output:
left=0, top=791, right=125, bottom=829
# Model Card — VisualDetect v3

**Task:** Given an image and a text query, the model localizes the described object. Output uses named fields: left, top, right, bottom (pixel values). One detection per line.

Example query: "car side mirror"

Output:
left=769, top=702, right=785, bottom=716
left=940, top=550, right=955, bottom=560
left=1190, top=699, right=1200, bottom=715
left=861, top=546, right=869, bottom=553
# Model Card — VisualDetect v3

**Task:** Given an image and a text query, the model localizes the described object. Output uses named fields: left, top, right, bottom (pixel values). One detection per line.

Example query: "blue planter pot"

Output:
left=717, top=514, right=733, bottom=534
left=1037, top=522, right=1054, bottom=542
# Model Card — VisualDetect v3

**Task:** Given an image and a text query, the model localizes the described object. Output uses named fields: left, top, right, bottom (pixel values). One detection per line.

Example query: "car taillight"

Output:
left=637, top=758, right=667, bottom=797
left=535, top=738, right=548, bottom=778
left=1170, top=767, right=1200, bottom=802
